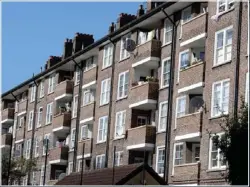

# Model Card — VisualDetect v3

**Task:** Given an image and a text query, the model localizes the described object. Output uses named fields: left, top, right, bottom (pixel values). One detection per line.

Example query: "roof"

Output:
left=55, top=163, right=166, bottom=185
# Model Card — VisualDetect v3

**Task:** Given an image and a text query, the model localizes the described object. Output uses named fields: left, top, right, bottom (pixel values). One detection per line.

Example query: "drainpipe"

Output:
left=112, top=146, right=116, bottom=185
left=104, top=37, right=116, bottom=168
left=233, top=1, right=242, bottom=118
left=80, top=143, right=85, bottom=185
left=72, top=59, right=84, bottom=172
left=161, top=8, right=177, bottom=184
left=27, top=75, right=39, bottom=185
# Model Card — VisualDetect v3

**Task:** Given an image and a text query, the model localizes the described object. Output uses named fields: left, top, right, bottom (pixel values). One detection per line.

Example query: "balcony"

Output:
left=54, top=80, right=73, bottom=102
left=77, top=138, right=93, bottom=158
left=49, top=146, right=69, bottom=165
left=52, top=112, right=71, bottom=136
left=1, top=108, right=14, bottom=128
left=82, top=66, right=97, bottom=85
left=126, top=125, right=156, bottom=151
left=129, top=82, right=158, bottom=110
left=172, top=163, right=199, bottom=181
left=132, top=39, right=161, bottom=69
left=80, top=102, right=95, bottom=123
left=180, top=12, right=207, bottom=47
left=17, top=100, right=27, bottom=115
left=1, top=133, right=12, bottom=148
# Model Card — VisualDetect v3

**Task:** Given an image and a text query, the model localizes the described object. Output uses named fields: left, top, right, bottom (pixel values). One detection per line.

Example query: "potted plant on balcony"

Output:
left=146, top=76, right=158, bottom=83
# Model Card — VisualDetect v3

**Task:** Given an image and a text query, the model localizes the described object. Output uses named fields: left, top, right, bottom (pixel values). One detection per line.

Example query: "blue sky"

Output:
left=2, top=2, right=143, bottom=93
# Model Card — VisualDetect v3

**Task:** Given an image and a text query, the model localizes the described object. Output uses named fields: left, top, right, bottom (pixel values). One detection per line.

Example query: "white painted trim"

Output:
left=97, top=116, right=108, bottom=143
left=82, top=80, right=97, bottom=89
left=158, top=101, right=168, bottom=132
left=0, top=145, right=10, bottom=148
left=175, top=132, right=201, bottom=141
left=175, top=95, right=187, bottom=128
left=117, top=70, right=129, bottom=100
left=15, top=139, right=24, bottom=144
left=80, top=117, right=94, bottom=124
left=163, top=17, right=173, bottom=45
left=129, top=99, right=157, bottom=108
left=126, top=143, right=154, bottom=150
left=1, top=119, right=14, bottom=124
left=17, top=111, right=27, bottom=116
left=155, top=145, right=165, bottom=175
left=114, top=110, right=126, bottom=139
left=161, top=57, right=171, bottom=88
left=172, top=142, right=184, bottom=175
left=52, top=126, right=70, bottom=132
left=49, top=159, right=68, bottom=165
left=178, top=82, right=204, bottom=94
left=180, top=33, right=206, bottom=47
left=178, top=49, right=190, bottom=83
left=77, top=153, right=91, bottom=159
left=54, top=93, right=72, bottom=101
left=132, top=56, right=160, bottom=68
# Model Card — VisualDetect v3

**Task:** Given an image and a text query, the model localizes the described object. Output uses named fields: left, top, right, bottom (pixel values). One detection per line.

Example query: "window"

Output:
left=137, top=116, right=147, bottom=126
left=156, top=146, right=165, bottom=175
left=164, top=19, right=173, bottom=44
left=182, top=6, right=192, bottom=23
left=40, top=80, right=44, bottom=98
left=19, top=116, right=25, bottom=128
left=245, top=72, right=249, bottom=103
left=217, top=0, right=234, bottom=14
left=15, top=101, right=18, bottom=112
left=159, top=101, right=168, bottom=132
left=138, top=31, right=148, bottom=45
left=114, top=151, right=123, bottom=166
left=75, top=67, right=81, bottom=85
left=180, top=50, right=190, bottom=69
left=78, top=160, right=83, bottom=172
left=209, top=134, right=226, bottom=169
left=30, top=85, right=36, bottom=102
left=96, top=154, right=105, bottom=169
left=83, top=90, right=94, bottom=105
left=176, top=96, right=186, bottom=118
left=117, top=71, right=129, bottom=99
left=211, top=79, right=230, bottom=117
left=100, top=78, right=111, bottom=105
left=81, top=124, right=90, bottom=140
left=70, top=128, right=76, bottom=150
left=13, top=120, right=17, bottom=138
left=32, top=171, right=37, bottom=185
left=72, top=95, right=78, bottom=118
left=40, top=165, right=45, bottom=185
left=192, top=144, right=200, bottom=162
left=97, top=116, right=108, bottom=143
left=115, top=111, right=126, bottom=138
left=84, top=57, right=95, bottom=71
left=46, top=102, right=53, bottom=124
left=35, top=137, right=40, bottom=157
left=161, top=58, right=171, bottom=88
left=43, top=134, right=50, bottom=155
left=37, top=107, right=43, bottom=128
left=28, top=110, right=34, bottom=131
left=48, top=74, right=55, bottom=94
left=120, top=33, right=131, bottom=60
left=174, top=143, right=184, bottom=166
left=214, top=26, right=233, bottom=65
left=25, top=139, right=31, bottom=159
left=103, top=43, right=113, bottom=68
left=15, top=144, right=22, bottom=157
left=68, top=162, right=73, bottom=174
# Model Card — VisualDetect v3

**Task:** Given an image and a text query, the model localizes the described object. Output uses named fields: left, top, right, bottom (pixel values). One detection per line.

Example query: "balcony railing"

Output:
left=1, top=108, right=14, bottom=123
left=52, top=112, right=71, bottom=131
left=49, top=146, right=69, bottom=163
left=55, top=80, right=73, bottom=100
left=77, top=138, right=93, bottom=156
left=1, top=133, right=12, bottom=146
left=172, top=163, right=199, bottom=181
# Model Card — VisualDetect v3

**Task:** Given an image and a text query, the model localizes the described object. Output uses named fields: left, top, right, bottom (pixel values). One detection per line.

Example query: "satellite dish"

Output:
left=124, top=38, right=136, bottom=52
left=190, top=96, right=204, bottom=109
left=58, top=173, right=66, bottom=181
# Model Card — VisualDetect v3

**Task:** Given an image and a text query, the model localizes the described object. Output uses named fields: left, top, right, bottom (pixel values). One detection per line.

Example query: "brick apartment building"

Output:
left=1, top=1, right=249, bottom=186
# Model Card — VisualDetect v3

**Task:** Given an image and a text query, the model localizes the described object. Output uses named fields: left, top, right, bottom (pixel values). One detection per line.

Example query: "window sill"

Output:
left=74, top=83, right=80, bottom=87
left=81, top=101, right=95, bottom=107
left=71, top=116, right=77, bottom=120
left=119, top=56, right=130, bottom=63
left=209, top=114, right=228, bottom=120
left=113, top=135, right=125, bottom=141
left=159, top=85, right=169, bottom=91
left=47, top=91, right=54, bottom=96
left=84, top=66, right=96, bottom=73
left=212, top=7, right=235, bottom=20
left=206, top=167, right=226, bottom=172
left=156, top=130, right=166, bottom=134
left=44, top=122, right=52, bottom=126
left=39, top=95, right=45, bottom=99
left=99, top=103, right=109, bottom=108
left=78, top=138, right=91, bottom=143
left=116, top=96, right=128, bottom=102
left=212, top=60, right=231, bottom=69
left=101, top=65, right=112, bottom=71
left=30, top=100, right=35, bottom=104
left=68, top=149, right=74, bottom=153
left=96, top=141, right=106, bottom=145
left=161, top=42, right=172, bottom=48
left=27, top=129, right=33, bottom=132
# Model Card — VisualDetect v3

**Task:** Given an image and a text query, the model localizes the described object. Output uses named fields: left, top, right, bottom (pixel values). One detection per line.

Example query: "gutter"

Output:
left=1, top=1, right=175, bottom=98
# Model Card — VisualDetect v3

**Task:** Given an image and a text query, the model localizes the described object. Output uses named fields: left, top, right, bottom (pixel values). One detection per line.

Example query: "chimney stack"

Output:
left=45, top=56, right=62, bottom=70
left=108, top=22, right=116, bottom=34
left=137, top=5, right=145, bottom=18
left=116, top=13, right=137, bottom=29
left=73, top=33, right=94, bottom=53
left=63, top=38, right=73, bottom=59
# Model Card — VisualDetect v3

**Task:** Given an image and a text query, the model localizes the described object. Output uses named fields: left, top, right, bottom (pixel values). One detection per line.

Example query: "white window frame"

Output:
left=70, top=128, right=76, bottom=150
left=176, top=96, right=186, bottom=119
left=97, top=116, right=108, bottom=143
left=35, top=137, right=40, bottom=157
left=84, top=57, right=95, bottom=72
left=117, top=71, right=129, bottom=99
left=96, top=154, right=105, bottom=169
left=43, top=133, right=50, bottom=155
left=245, top=72, right=249, bottom=103
left=30, top=85, right=36, bottom=102
left=39, top=80, right=44, bottom=98
left=48, top=74, right=55, bottom=94
left=114, top=151, right=123, bottom=166
left=216, top=0, right=235, bottom=14
left=211, top=79, right=230, bottom=118
left=19, top=116, right=25, bottom=128
left=83, top=90, right=94, bottom=106
left=156, top=146, right=165, bottom=176
left=161, top=57, right=171, bottom=88
left=214, top=26, right=233, bottom=66
left=40, top=165, right=45, bottom=185
left=192, top=143, right=200, bottom=163
left=45, top=102, right=53, bottom=124
left=100, top=78, right=111, bottom=106
left=178, top=49, right=190, bottom=82
left=103, top=43, right=113, bottom=69
left=163, top=18, right=173, bottom=45
left=158, top=101, right=168, bottom=132
left=68, top=162, right=73, bottom=175
left=209, top=133, right=226, bottom=169
left=78, top=159, right=83, bottom=172
left=28, top=110, right=34, bottom=131
left=75, top=67, right=81, bottom=85
left=138, top=31, right=148, bottom=45
left=32, top=171, right=37, bottom=185
left=72, top=95, right=78, bottom=118
left=120, top=33, right=131, bottom=61
left=114, top=111, right=126, bottom=139
left=25, top=139, right=31, bottom=159
left=173, top=142, right=184, bottom=167
left=181, top=6, right=192, bottom=24
left=15, top=144, right=22, bottom=157
left=81, top=124, right=90, bottom=140
left=37, top=107, right=43, bottom=128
